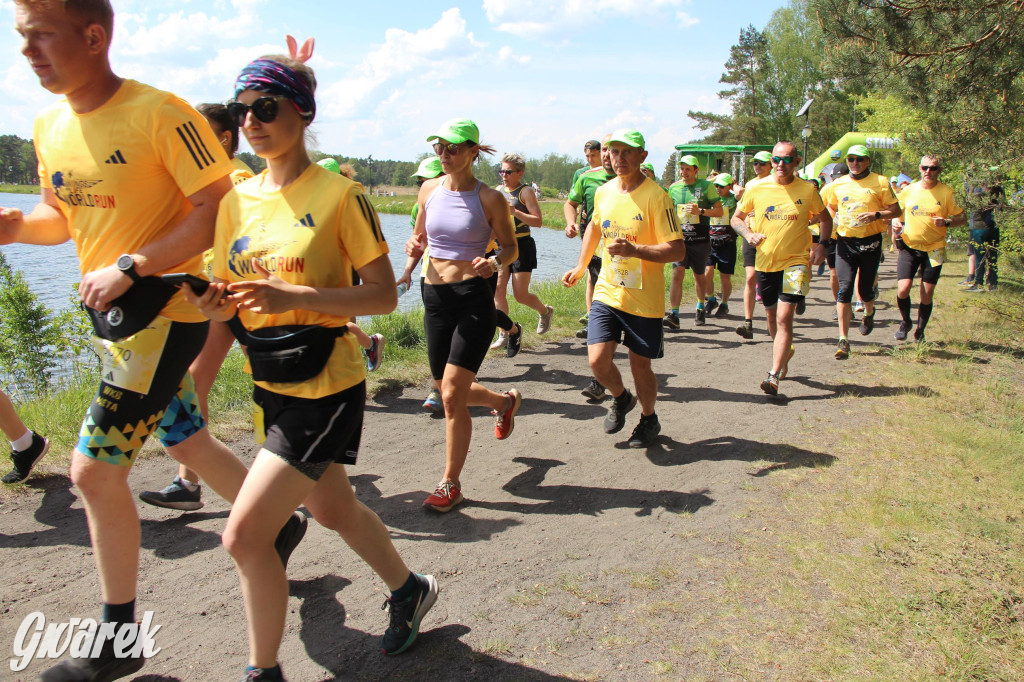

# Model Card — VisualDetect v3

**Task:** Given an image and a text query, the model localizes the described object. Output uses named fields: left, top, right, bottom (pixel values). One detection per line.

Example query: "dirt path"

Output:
left=0, top=262, right=898, bottom=681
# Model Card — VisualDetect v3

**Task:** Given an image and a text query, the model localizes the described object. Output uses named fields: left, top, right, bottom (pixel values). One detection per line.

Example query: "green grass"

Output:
left=0, top=184, right=39, bottom=194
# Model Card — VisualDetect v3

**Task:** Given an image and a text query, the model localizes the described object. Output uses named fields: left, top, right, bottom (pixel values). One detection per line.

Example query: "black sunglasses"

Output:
left=772, top=155, right=795, bottom=164
left=752, top=160, right=769, bottom=166
left=846, top=156, right=869, bottom=163
left=227, top=96, right=289, bottom=126
left=497, top=169, right=517, bottom=175
left=920, top=165, right=941, bottom=172
left=432, top=141, right=471, bottom=156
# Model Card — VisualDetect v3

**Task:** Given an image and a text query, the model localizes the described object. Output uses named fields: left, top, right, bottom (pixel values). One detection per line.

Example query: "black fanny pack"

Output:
left=85, top=276, right=177, bottom=341
left=226, top=315, right=346, bottom=383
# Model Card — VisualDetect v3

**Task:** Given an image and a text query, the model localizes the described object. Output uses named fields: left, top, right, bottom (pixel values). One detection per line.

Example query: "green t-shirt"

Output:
left=709, top=194, right=737, bottom=241
left=409, top=203, right=419, bottom=229
left=668, top=178, right=720, bottom=242
left=570, top=165, right=591, bottom=189
left=568, top=168, right=616, bottom=236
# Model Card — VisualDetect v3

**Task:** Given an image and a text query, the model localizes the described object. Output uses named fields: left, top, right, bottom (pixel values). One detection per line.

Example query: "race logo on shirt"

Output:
left=50, top=171, right=115, bottom=209
left=763, top=205, right=797, bottom=221
left=227, top=235, right=305, bottom=277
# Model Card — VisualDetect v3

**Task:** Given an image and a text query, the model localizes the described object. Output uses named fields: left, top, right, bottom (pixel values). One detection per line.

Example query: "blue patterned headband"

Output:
left=234, top=58, right=315, bottom=123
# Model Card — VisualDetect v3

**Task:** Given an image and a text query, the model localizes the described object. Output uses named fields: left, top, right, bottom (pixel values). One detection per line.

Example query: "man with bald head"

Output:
left=731, top=142, right=832, bottom=396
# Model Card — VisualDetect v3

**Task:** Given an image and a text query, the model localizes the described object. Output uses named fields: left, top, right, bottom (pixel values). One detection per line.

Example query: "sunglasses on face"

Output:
left=498, top=169, right=518, bottom=175
left=752, top=161, right=768, bottom=166
left=846, top=156, right=868, bottom=163
left=432, top=141, right=471, bottom=156
left=920, top=165, right=941, bottom=172
left=227, top=96, right=289, bottom=126
left=772, top=155, right=795, bottom=165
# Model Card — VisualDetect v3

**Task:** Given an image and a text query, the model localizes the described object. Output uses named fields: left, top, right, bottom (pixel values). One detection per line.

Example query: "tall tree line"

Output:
left=0, top=135, right=40, bottom=185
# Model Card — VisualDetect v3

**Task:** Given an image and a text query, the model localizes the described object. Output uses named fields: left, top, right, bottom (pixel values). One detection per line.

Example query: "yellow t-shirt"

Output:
left=213, top=164, right=389, bottom=399
left=230, top=157, right=255, bottom=185
left=828, top=172, right=897, bottom=238
left=738, top=178, right=825, bottom=272
left=33, top=79, right=234, bottom=322
left=591, top=177, right=682, bottom=318
left=897, top=181, right=964, bottom=252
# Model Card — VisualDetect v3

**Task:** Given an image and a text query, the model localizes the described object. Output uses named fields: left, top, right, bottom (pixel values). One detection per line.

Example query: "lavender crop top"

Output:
left=424, top=181, right=492, bottom=261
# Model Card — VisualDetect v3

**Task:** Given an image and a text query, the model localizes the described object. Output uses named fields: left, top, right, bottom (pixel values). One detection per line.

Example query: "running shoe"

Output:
left=489, top=331, right=507, bottom=350
left=859, top=313, right=875, bottom=336
left=537, top=305, right=554, bottom=335
left=578, top=313, right=589, bottom=325
left=422, top=388, right=442, bottom=413
left=835, top=338, right=851, bottom=360
left=894, top=321, right=911, bottom=341
left=662, top=312, right=680, bottom=330
left=913, top=327, right=926, bottom=343
left=2, top=432, right=49, bottom=484
left=780, top=344, right=795, bottom=380
left=796, top=298, right=806, bottom=315
left=240, top=666, right=285, bottom=681
left=364, top=334, right=385, bottom=372
left=695, top=308, right=706, bottom=326
left=853, top=301, right=865, bottom=313
left=494, top=389, right=522, bottom=440
left=760, top=371, right=779, bottom=396
left=40, top=626, right=146, bottom=682
left=832, top=308, right=839, bottom=321
left=380, top=573, right=439, bottom=655
left=423, top=479, right=463, bottom=512
left=581, top=379, right=606, bottom=401
left=735, top=324, right=754, bottom=340
left=714, top=302, right=730, bottom=318
left=957, top=278, right=974, bottom=287
left=506, top=323, right=523, bottom=358
left=575, top=327, right=588, bottom=339
left=138, top=476, right=204, bottom=511
left=704, top=299, right=719, bottom=317
left=964, top=284, right=984, bottom=293
left=604, top=389, right=637, bottom=434
left=627, top=414, right=661, bottom=448
left=275, top=511, right=307, bottom=570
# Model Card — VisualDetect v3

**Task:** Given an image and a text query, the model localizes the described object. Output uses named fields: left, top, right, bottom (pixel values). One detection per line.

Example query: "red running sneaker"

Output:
left=494, top=389, right=522, bottom=440
left=423, top=479, right=463, bottom=512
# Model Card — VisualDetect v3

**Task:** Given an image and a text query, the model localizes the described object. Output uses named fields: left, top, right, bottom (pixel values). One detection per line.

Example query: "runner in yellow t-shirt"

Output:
left=562, top=129, right=684, bottom=447
left=188, top=53, right=438, bottom=675
left=826, top=144, right=901, bottom=359
left=732, top=142, right=832, bottom=396
left=893, top=154, right=966, bottom=342
left=1, top=3, right=306, bottom=678
left=735, top=151, right=773, bottom=339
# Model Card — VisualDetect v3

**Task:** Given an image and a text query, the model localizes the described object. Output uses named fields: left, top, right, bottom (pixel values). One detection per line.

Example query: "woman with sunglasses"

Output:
left=405, top=118, right=523, bottom=513
left=492, top=152, right=553, bottom=348
left=187, top=51, right=437, bottom=681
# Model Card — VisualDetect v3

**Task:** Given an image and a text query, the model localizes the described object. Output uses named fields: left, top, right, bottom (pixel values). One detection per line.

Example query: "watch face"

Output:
left=118, top=255, right=133, bottom=270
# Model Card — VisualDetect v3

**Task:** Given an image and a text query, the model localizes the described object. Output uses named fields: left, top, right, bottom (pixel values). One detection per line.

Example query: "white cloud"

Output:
left=483, top=0, right=695, bottom=37
left=676, top=11, right=700, bottom=28
left=497, top=46, right=531, bottom=65
left=319, top=8, right=484, bottom=120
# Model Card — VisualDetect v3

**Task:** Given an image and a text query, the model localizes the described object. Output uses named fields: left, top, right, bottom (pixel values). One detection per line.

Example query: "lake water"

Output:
left=0, top=191, right=582, bottom=315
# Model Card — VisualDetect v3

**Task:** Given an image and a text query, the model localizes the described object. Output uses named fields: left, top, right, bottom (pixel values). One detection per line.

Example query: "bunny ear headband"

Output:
left=286, top=35, right=315, bottom=63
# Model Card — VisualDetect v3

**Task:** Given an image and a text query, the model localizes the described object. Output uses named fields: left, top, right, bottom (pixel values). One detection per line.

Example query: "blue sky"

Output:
left=2, top=0, right=784, bottom=171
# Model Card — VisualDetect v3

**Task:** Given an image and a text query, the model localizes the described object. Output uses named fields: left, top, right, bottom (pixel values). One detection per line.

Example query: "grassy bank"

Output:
left=0, top=184, right=39, bottom=194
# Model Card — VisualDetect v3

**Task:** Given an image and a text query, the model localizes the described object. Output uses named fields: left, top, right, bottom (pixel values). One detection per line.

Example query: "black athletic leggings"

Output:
left=835, top=234, right=882, bottom=303
left=422, top=277, right=497, bottom=380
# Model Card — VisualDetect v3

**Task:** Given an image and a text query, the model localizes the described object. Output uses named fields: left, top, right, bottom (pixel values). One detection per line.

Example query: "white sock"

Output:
left=11, top=430, right=33, bottom=452
left=178, top=477, right=199, bottom=491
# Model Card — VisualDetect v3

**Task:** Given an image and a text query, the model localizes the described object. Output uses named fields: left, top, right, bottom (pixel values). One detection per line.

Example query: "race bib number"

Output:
left=676, top=204, right=699, bottom=225
left=92, top=316, right=172, bottom=395
left=603, top=254, right=642, bottom=289
left=710, top=215, right=729, bottom=227
left=782, top=264, right=810, bottom=296
left=928, top=247, right=946, bottom=267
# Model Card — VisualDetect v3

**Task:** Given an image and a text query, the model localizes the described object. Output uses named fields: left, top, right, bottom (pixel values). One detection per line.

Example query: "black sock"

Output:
left=245, top=665, right=283, bottom=680
left=390, top=572, right=419, bottom=601
left=897, top=296, right=911, bottom=324
left=102, top=599, right=135, bottom=627
left=744, top=318, right=753, bottom=327
left=615, top=389, right=632, bottom=406
left=642, top=412, right=658, bottom=422
left=918, top=303, right=933, bottom=330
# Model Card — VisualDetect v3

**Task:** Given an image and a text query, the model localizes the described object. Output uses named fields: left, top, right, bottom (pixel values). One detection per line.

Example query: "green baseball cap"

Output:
left=411, top=156, right=443, bottom=180
left=846, top=144, right=870, bottom=158
left=678, top=154, right=699, bottom=168
left=640, top=162, right=655, bottom=172
left=317, top=158, right=341, bottom=174
left=713, top=173, right=734, bottom=187
left=753, top=151, right=772, bottom=163
left=607, top=128, right=645, bottom=149
left=426, top=118, right=479, bottom=145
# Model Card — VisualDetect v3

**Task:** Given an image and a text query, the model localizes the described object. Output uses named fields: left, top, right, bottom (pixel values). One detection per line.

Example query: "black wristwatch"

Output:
left=874, top=211, right=882, bottom=220
left=943, top=218, right=951, bottom=227
left=117, top=254, right=141, bottom=283
left=819, top=238, right=831, bottom=247
left=699, top=207, right=705, bottom=216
